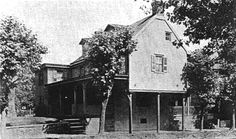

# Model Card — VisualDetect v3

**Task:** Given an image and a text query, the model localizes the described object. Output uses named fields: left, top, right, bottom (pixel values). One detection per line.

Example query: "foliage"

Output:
left=182, top=49, right=219, bottom=129
left=0, top=16, right=47, bottom=113
left=87, top=26, right=137, bottom=133
left=194, top=117, right=215, bottom=129
left=88, top=27, right=137, bottom=99
left=15, top=87, right=35, bottom=116
left=182, top=49, right=219, bottom=106
left=165, top=0, right=236, bottom=102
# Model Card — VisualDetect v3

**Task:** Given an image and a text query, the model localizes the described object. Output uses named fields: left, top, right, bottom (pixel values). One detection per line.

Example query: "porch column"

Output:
left=156, top=93, right=160, bottom=133
left=127, top=93, right=133, bottom=134
left=182, top=95, right=185, bottom=131
left=187, top=96, right=190, bottom=116
left=82, top=82, right=87, bottom=115
left=73, top=86, right=77, bottom=115
left=59, top=88, right=62, bottom=114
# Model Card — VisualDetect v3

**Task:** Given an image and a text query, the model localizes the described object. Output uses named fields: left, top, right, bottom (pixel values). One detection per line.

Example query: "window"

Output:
left=151, top=54, right=167, bottom=73
left=53, top=70, right=64, bottom=82
left=165, top=31, right=171, bottom=41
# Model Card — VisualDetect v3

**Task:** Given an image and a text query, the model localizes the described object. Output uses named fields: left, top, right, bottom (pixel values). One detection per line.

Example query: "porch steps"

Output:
left=63, top=118, right=87, bottom=134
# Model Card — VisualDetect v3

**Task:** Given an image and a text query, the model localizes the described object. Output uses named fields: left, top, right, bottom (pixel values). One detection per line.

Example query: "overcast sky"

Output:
left=0, top=0, right=187, bottom=64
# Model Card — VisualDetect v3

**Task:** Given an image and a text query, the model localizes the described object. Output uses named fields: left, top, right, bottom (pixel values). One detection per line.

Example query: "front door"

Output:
left=62, top=92, right=72, bottom=115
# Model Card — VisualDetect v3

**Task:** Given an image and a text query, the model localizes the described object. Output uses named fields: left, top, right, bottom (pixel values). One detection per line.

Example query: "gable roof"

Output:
left=103, top=14, right=187, bottom=53
left=71, top=14, right=187, bottom=66
left=79, top=38, right=91, bottom=45
left=130, top=15, right=155, bottom=36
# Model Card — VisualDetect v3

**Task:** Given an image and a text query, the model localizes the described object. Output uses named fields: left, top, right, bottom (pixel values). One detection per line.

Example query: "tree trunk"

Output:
left=98, top=96, right=109, bottom=134
left=8, top=88, right=17, bottom=118
left=1, top=108, right=7, bottom=139
left=200, top=107, right=204, bottom=131
left=231, top=101, right=235, bottom=130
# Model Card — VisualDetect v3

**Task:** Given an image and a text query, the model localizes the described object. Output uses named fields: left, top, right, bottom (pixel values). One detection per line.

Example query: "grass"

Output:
left=3, top=116, right=236, bottom=139
left=6, top=116, right=57, bottom=126
left=5, top=127, right=236, bottom=139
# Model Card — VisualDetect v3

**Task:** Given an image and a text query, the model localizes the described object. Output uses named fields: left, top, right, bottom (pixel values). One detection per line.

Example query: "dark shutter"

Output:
left=151, top=55, right=155, bottom=72
left=163, top=57, right=167, bottom=72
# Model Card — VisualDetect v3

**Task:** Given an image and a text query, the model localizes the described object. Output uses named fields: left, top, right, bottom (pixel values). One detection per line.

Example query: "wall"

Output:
left=114, top=91, right=180, bottom=131
left=71, top=63, right=90, bottom=78
left=129, top=16, right=187, bottom=92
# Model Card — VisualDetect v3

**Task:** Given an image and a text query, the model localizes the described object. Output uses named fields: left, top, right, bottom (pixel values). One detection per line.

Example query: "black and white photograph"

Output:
left=0, top=0, right=235, bottom=138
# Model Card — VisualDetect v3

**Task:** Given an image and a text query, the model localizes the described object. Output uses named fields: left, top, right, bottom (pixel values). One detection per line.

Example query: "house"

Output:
left=35, top=10, right=194, bottom=133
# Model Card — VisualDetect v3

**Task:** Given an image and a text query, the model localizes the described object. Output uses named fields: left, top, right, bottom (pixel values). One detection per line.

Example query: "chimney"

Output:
left=151, top=1, right=164, bottom=15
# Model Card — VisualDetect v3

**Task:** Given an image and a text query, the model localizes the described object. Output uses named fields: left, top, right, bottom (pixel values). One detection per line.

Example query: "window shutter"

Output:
left=151, top=55, right=155, bottom=72
left=163, top=57, right=167, bottom=72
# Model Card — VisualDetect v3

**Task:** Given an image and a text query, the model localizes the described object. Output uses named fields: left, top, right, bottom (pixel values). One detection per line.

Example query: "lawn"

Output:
left=5, top=127, right=236, bottom=139
left=3, top=117, right=236, bottom=139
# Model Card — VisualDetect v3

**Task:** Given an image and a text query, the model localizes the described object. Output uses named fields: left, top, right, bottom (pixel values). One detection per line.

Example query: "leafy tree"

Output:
left=0, top=16, right=47, bottom=117
left=164, top=0, right=236, bottom=129
left=182, top=49, right=219, bottom=130
left=87, top=27, right=137, bottom=134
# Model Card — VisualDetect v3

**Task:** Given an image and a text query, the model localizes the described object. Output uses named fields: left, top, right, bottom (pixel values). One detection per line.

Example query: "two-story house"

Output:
left=35, top=11, right=193, bottom=133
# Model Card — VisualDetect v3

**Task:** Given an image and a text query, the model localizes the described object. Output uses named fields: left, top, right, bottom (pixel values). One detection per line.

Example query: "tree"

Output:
left=0, top=16, right=47, bottom=117
left=182, top=49, right=219, bottom=130
left=87, top=27, right=137, bottom=134
left=164, top=0, right=236, bottom=129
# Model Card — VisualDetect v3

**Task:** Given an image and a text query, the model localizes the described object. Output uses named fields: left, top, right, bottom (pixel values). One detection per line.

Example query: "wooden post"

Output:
left=73, top=86, right=77, bottom=115
left=128, top=93, right=133, bottom=134
left=156, top=93, right=160, bottom=133
left=182, top=95, right=185, bottom=131
left=59, top=89, right=62, bottom=114
left=82, top=82, right=87, bottom=115
left=187, top=96, right=190, bottom=116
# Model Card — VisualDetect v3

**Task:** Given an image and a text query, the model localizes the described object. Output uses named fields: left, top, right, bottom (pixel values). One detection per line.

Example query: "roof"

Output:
left=104, top=24, right=127, bottom=31
left=71, top=14, right=187, bottom=66
left=70, top=56, right=86, bottom=66
left=41, top=63, right=69, bottom=69
left=79, top=38, right=91, bottom=45
left=130, top=15, right=155, bottom=35
left=103, top=15, right=154, bottom=35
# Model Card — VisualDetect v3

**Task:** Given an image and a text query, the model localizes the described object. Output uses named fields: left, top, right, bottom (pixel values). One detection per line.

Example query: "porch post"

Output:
left=187, top=96, right=190, bottom=116
left=128, top=93, right=133, bottom=134
left=156, top=93, right=160, bottom=133
left=59, top=88, right=62, bottom=114
left=82, top=82, right=87, bottom=115
left=182, top=94, right=185, bottom=131
left=73, top=86, right=77, bottom=115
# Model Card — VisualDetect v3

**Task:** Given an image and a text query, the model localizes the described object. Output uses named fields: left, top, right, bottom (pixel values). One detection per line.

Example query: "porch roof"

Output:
left=45, top=75, right=128, bottom=87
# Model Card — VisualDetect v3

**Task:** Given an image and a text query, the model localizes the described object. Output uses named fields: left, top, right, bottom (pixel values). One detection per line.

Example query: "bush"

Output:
left=42, top=121, right=70, bottom=134
left=194, top=116, right=215, bottom=129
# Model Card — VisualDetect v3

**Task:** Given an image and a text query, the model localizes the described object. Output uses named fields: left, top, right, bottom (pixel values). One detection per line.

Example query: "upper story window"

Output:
left=165, top=31, right=171, bottom=41
left=151, top=54, right=167, bottom=73
left=53, top=70, right=64, bottom=82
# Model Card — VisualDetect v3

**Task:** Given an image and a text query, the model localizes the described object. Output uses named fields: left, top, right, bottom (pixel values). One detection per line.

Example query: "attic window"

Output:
left=165, top=31, right=171, bottom=41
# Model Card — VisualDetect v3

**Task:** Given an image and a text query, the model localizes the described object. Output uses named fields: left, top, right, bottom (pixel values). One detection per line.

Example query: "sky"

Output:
left=0, top=0, right=188, bottom=65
